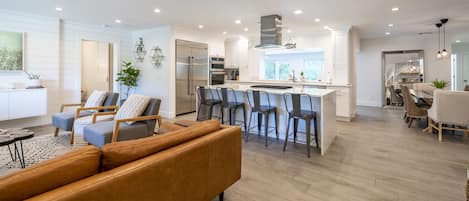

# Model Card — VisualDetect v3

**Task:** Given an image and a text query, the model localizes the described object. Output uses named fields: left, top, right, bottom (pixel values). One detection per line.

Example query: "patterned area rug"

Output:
left=0, top=134, right=83, bottom=176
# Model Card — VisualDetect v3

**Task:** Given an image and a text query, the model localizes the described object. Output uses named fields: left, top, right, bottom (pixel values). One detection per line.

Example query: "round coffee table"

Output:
left=0, top=129, right=34, bottom=168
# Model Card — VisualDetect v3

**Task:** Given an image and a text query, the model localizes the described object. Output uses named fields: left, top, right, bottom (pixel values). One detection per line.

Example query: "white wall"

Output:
left=0, top=10, right=133, bottom=128
left=356, top=34, right=452, bottom=107
left=0, top=10, right=60, bottom=128
left=131, top=26, right=174, bottom=118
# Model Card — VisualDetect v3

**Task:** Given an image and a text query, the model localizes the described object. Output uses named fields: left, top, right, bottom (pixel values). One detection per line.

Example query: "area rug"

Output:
left=0, top=134, right=83, bottom=176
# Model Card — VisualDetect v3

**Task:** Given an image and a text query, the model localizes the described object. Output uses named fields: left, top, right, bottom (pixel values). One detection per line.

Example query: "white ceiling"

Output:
left=1, top=0, right=469, bottom=39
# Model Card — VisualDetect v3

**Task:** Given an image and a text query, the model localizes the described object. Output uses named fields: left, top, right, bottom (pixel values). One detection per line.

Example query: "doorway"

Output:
left=451, top=42, right=469, bottom=91
left=81, top=40, right=113, bottom=101
left=382, top=50, right=425, bottom=107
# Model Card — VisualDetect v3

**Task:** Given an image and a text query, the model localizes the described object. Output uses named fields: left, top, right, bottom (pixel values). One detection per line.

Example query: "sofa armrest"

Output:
left=112, top=115, right=162, bottom=142
left=91, top=111, right=118, bottom=123
left=60, top=103, right=83, bottom=112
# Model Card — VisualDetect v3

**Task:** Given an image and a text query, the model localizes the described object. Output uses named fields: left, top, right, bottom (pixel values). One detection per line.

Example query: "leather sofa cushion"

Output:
left=0, top=146, right=101, bottom=201
left=101, top=120, right=220, bottom=171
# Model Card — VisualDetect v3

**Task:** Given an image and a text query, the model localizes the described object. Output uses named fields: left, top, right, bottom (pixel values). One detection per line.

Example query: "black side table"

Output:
left=0, top=129, right=34, bottom=168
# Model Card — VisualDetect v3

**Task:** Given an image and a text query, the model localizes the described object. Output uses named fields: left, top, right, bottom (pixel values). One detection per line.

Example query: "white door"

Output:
left=462, top=53, right=469, bottom=90
left=82, top=40, right=111, bottom=99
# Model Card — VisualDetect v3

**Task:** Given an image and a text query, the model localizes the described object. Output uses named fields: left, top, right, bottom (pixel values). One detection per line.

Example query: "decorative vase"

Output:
left=26, top=79, right=41, bottom=88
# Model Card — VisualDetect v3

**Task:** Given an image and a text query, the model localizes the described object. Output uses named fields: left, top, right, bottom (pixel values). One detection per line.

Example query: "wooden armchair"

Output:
left=83, top=98, right=162, bottom=147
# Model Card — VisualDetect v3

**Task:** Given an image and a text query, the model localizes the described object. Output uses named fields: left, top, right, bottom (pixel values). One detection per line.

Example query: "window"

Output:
left=260, top=50, right=324, bottom=81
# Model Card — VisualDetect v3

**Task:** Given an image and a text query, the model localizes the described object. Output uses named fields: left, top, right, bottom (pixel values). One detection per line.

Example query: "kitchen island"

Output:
left=206, top=83, right=337, bottom=156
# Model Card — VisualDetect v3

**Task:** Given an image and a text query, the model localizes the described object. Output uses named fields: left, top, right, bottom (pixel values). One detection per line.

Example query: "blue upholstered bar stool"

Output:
left=282, top=93, right=318, bottom=158
left=196, top=86, right=222, bottom=121
left=245, top=90, right=279, bottom=147
left=216, top=87, right=247, bottom=130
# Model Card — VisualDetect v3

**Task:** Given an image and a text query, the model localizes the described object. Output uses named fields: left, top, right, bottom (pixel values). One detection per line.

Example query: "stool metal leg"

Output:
left=274, top=111, right=279, bottom=140
left=246, top=111, right=254, bottom=142
left=283, top=116, right=291, bottom=152
left=314, top=117, right=319, bottom=149
left=264, top=113, right=269, bottom=147
left=257, top=113, right=262, bottom=134
left=306, top=119, right=311, bottom=158
left=242, top=106, right=247, bottom=131
left=293, top=119, right=298, bottom=144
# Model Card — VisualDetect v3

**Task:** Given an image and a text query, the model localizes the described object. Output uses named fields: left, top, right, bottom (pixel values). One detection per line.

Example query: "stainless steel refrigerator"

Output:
left=176, top=40, right=209, bottom=115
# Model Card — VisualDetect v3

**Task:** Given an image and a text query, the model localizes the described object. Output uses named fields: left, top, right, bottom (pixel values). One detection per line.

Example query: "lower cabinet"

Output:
left=0, top=88, right=47, bottom=121
left=327, top=86, right=355, bottom=121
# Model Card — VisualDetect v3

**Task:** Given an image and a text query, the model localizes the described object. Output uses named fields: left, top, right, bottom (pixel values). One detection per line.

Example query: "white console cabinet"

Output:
left=0, top=88, right=47, bottom=121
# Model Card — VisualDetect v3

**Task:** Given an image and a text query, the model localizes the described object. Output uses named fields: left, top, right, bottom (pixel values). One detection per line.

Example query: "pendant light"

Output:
left=436, top=23, right=442, bottom=60
left=440, top=19, right=449, bottom=59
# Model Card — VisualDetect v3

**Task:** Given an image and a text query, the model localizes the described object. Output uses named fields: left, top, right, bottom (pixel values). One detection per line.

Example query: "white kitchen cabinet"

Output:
left=0, top=93, right=9, bottom=121
left=224, top=38, right=248, bottom=69
left=0, top=88, right=47, bottom=121
left=327, top=86, right=354, bottom=121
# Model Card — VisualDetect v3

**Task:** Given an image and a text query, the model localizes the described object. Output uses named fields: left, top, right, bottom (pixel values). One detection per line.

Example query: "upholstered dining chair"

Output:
left=401, top=86, right=428, bottom=128
left=52, top=91, right=119, bottom=144
left=426, top=90, right=469, bottom=142
left=83, top=95, right=162, bottom=147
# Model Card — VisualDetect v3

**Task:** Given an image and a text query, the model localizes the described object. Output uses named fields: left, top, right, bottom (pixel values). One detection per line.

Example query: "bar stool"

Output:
left=245, top=90, right=279, bottom=147
left=216, top=87, right=247, bottom=131
left=196, top=86, right=222, bottom=121
left=282, top=93, right=318, bottom=158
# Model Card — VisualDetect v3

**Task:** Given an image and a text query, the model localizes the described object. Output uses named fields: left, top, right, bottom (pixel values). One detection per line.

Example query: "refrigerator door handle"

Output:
left=187, top=56, right=191, bottom=96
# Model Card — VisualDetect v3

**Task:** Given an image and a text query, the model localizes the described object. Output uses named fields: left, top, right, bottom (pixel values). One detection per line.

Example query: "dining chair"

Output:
left=426, top=90, right=469, bottom=142
left=464, top=85, right=469, bottom=91
left=401, top=86, right=428, bottom=128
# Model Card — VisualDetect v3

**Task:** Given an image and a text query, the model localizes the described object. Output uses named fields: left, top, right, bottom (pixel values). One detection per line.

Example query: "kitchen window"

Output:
left=261, top=50, right=325, bottom=81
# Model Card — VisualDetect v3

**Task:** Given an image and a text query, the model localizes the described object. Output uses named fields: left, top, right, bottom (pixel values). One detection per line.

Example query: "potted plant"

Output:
left=300, top=71, right=306, bottom=82
left=26, top=73, right=41, bottom=88
left=432, top=79, right=448, bottom=89
left=116, top=61, right=140, bottom=101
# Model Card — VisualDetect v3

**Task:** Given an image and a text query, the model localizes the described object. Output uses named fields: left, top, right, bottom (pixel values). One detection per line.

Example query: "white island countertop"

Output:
left=212, top=83, right=336, bottom=97
left=225, top=80, right=351, bottom=88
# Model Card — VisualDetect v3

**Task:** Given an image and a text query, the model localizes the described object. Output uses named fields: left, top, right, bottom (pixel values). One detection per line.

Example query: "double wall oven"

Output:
left=210, top=57, right=225, bottom=85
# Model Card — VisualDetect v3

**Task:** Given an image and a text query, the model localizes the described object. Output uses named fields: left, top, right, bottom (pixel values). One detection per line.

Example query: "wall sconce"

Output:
left=150, top=46, right=164, bottom=67
left=134, top=37, right=146, bottom=62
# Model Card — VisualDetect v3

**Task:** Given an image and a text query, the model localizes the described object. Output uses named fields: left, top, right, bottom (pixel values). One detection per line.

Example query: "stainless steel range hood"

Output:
left=255, top=15, right=284, bottom=49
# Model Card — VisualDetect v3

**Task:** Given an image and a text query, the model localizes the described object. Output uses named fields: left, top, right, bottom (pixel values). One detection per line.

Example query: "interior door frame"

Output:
left=80, top=39, right=115, bottom=100
left=381, top=49, right=425, bottom=107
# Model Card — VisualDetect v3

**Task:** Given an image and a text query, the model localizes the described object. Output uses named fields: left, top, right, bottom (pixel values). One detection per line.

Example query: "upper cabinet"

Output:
left=224, top=38, right=248, bottom=69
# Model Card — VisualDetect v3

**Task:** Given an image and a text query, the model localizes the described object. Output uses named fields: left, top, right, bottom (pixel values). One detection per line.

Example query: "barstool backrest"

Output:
left=216, top=88, right=239, bottom=106
left=246, top=90, right=271, bottom=111
left=197, top=86, right=218, bottom=104
left=283, top=93, right=314, bottom=116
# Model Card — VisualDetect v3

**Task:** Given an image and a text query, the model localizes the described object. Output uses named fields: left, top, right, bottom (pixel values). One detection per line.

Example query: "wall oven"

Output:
left=210, top=57, right=225, bottom=85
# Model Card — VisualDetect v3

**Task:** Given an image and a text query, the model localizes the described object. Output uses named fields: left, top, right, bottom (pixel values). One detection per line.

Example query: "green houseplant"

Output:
left=432, top=79, right=448, bottom=89
left=116, top=61, right=140, bottom=99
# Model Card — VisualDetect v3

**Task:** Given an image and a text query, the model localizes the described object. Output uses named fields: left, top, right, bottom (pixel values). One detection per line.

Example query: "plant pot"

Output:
left=26, top=79, right=41, bottom=88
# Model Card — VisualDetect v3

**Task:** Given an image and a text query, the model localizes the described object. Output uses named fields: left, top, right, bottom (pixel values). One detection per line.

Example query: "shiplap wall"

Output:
left=0, top=10, right=132, bottom=128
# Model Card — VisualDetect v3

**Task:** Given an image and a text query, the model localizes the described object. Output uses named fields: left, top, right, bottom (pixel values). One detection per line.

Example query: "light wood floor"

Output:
left=222, top=106, right=469, bottom=201
left=30, top=107, right=469, bottom=200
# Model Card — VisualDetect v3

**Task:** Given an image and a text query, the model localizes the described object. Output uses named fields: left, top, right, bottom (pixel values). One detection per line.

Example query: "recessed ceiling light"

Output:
left=244, top=28, right=249, bottom=32
left=456, top=40, right=462, bottom=43
left=388, top=24, right=394, bottom=27
left=154, top=8, right=161, bottom=13
left=324, top=26, right=333, bottom=31
left=385, top=32, right=391, bottom=35
left=222, top=31, right=227, bottom=35
left=198, top=25, right=204, bottom=29
left=315, top=18, right=321, bottom=22
left=287, top=29, right=292, bottom=33
left=391, top=7, right=400, bottom=12
left=293, top=10, right=303, bottom=15
left=235, top=20, right=242, bottom=24
left=55, top=7, right=63, bottom=11
left=114, top=19, right=121, bottom=24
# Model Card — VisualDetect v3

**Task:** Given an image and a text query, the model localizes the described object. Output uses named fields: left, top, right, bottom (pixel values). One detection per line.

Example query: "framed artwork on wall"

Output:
left=0, top=30, right=24, bottom=71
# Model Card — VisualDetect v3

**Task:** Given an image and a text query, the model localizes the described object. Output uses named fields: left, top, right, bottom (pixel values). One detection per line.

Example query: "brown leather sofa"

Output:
left=0, top=120, right=242, bottom=201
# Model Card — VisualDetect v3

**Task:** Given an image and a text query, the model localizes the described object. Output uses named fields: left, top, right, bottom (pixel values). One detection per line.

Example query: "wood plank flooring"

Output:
left=221, top=106, right=469, bottom=201
left=29, top=106, right=469, bottom=200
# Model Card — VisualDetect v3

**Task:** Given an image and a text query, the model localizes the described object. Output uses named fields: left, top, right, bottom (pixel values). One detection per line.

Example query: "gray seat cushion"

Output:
left=52, top=111, right=93, bottom=131
left=84, top=121, right=151, bottom=148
